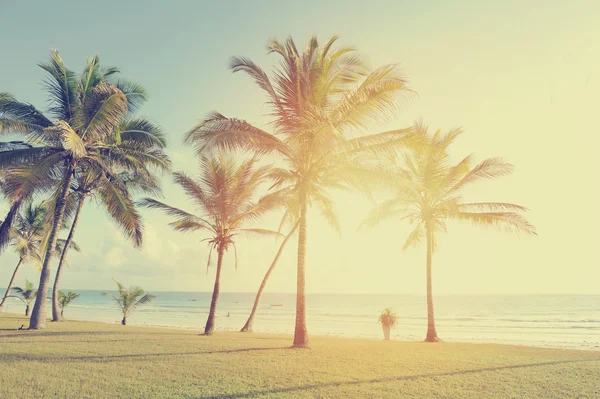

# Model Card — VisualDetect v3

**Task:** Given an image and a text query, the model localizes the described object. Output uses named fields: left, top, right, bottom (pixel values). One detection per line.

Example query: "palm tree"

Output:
left=362, top=124, right=537, bottom=342
left=140, top=155, right=282, bottom=335
left=103, top=279, right=156, bottom=325
left=10, top=280, right=37, bottom=316
left=57, top=290, right=80, bottom=318
left=184, top=36, right=417, bottom=347
left=0, top=203, right=45, bottom=312
left=50, top=110, right=168, bottom=323
left=0, top=51, right=170, bottom=329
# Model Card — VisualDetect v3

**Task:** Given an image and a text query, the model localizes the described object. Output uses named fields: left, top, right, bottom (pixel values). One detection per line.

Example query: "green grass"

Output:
left=1, top=313, right=599, bottom=399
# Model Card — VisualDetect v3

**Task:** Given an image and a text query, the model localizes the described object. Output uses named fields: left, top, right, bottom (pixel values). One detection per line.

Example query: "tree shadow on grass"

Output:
left=0, top=337, right=191, bottom=344
left=191, top=359, right=600, bottom=399
left=0, top=330, right=192, bottom=339
left=0, top=346, right=288, bottom=363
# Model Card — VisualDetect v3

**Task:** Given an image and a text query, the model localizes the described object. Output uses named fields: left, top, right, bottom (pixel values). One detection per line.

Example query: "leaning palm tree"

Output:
left=185, top=36, right=418, bottom=347
left=140, top=154, right=282, bottom=335
left=10, top=280, right=37, bottom=316
left=103, top=279, right=155, bottom=325
left=362, top=124, right=537, bottom=342
left=0, top=51, right=169, bottom=329
left=49, top=109, right=168, bottom=323
left=0, top=203, right=45, bottom=312
left=57, top=290, right=80, bottom=318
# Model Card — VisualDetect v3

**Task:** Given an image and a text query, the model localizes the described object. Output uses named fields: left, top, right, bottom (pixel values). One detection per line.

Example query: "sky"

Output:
left=0, top=0, right=598, bottom=294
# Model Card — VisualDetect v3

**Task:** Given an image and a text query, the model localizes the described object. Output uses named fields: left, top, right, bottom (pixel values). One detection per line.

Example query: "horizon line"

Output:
left=13, top=289, right=597, bottom=296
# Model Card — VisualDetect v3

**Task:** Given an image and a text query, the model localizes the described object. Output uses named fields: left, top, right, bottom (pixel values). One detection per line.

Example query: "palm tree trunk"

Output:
left=241, top=222, right=299, bottom=332
left=424, top=228, right=440, bottom=342
left=121, top=317, right=126, bottom=325
left=204, top=244, right=224, bottom=335
left=0, top=258, right=24, bottom=312
left=29, top=163, right=75, bottom=330
left=293, top=189, right=309, bottom=348
left=52, top=194, right=85, bottom=322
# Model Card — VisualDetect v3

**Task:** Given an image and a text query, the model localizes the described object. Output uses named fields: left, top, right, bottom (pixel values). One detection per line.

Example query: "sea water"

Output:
left=2, top=292, right=598, bottom=350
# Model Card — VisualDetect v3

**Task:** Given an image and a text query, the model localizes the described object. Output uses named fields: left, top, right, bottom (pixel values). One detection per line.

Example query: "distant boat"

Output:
left=188, top=299, right=197, bottom=301
left=270, top=304, right=283, bottom=307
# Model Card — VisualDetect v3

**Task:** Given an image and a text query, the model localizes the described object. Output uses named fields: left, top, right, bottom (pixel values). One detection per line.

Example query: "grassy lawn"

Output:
left=1, top=313, right=599, bottom=399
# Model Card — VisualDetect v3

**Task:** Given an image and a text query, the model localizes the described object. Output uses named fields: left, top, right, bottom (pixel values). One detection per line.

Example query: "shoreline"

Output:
left=3, top=291, right=597, bottom=352
left=2, top=312, right=598, bottom=353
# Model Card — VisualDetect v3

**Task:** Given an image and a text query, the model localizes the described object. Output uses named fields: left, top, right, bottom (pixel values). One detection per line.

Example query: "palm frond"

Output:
left=448, top=157, right=514, bottom=194
left=230, top=56, right=282, bottom=112
left=80, top=83, right=128, bottom=141
left=131, top=293, right=156, bottom=312
left=38, top=49, right=78, bottom=120
left=114, top=79, right=148, bottom=114
left=0, top=146, right=63, bottom=168
left=0, top=93, right=52, bottom=128
left=403, top=223, right=425, bottom=251
left=96, top=176, right=143, bottom=247
left=138, top=197, right=195, bottom=219
left=0, top=200, right=21, bottom=251
left=116, top=117, right=166, bottom=147
left=47, top=121, right=86, bottom=158
left=454, top=212, right=537, bottom=235
left=0, top=118, right=48, bottom=136
left=184, top=112, right=292, bottom=157
left=458, top=202, right=529, bottom=213
left=235, top=228, right=283, bottom=238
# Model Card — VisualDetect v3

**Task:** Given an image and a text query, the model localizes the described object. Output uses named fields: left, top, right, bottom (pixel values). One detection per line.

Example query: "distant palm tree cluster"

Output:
left=0, top=36, right=535, bottom=345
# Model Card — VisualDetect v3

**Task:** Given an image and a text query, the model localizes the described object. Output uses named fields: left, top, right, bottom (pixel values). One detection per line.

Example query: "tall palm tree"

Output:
left=0, top=203, right=45, bottom=312
left=140, top=155, right=282, bottom=335
left=50, top=112, right=168, bottom=323
left=362, top=124, right=537, bottom=342
left=57, top=290, right=80, bottom=318
left=103, top=279, right=156, bottom=325
left=0, top=51, right=170, bottom=329
left=10, top=280, right=37, bottom=316
left=184, top=36, right=417, bottom=347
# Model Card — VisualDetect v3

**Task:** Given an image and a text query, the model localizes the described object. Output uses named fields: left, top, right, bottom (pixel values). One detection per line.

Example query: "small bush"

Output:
left=378, top=307, right=398, bottom=328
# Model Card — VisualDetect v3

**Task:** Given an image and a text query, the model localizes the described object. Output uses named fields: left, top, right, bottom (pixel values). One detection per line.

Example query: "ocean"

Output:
left=2, top=292, right=598, bottom=350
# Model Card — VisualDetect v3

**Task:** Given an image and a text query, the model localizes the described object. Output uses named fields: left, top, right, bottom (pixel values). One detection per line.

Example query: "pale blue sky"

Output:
left=0, top=0, right=598, bottom=294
